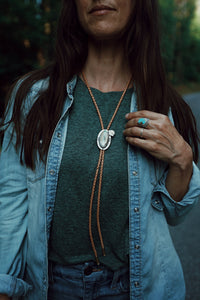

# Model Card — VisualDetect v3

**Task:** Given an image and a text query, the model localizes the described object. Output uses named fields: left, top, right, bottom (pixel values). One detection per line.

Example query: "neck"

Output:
left=82, top=39, right=132, bottom=92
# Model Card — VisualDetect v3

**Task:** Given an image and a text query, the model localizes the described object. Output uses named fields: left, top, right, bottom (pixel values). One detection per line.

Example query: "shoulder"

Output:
left=5, top=77, right=50, bottom=122
left=20, top=76, right=50, bottom=103
left=19, top=77, right=49, bottom=111
left=29, top=77, right=49, bottom=94
left=10, top=76, right=49, bottom=104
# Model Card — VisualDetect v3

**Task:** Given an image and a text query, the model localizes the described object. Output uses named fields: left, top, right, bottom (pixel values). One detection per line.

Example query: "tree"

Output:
left=173, top=0, right=197, bottom=82
left=159, top=0, right=200, bottom=83
left=159, top=0, right=177, bottom=79
left=0, top=0, right=60, bottom=116
left=0, top=0, right=200, bottom=117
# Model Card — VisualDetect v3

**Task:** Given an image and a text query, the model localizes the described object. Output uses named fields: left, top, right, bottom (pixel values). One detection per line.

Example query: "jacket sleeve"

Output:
left=0, top=96, right=32, bottom=297
left=152, top=162, right=200, bottom=225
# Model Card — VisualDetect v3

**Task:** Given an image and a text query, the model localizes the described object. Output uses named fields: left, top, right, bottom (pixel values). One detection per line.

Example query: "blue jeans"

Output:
left=48, top=260, right=130, bottom=300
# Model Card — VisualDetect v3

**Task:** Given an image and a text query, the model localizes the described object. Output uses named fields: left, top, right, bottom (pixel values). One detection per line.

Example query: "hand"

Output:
left=123, top=110, right=192, bottom=168
left=123, top=110, right=193, bottom=201
left=0, top=295, right=10, bottom=300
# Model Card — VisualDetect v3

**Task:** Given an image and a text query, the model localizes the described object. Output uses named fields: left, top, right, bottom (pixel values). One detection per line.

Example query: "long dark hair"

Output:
left=2, top=0, right=199, bottom=169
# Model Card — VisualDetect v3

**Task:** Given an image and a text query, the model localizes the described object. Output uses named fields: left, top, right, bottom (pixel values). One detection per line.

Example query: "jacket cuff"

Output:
left=152, top=162, right=200, bottom=224
left=0, top=274, right=32, bottom=297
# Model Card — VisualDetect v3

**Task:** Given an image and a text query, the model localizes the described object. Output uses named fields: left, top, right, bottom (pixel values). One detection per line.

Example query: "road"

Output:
left=169, top=92, right=200, bottom=300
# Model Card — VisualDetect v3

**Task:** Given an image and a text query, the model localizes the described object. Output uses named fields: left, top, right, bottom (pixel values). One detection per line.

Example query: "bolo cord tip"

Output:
left=96, top=256, right=100, bottom=265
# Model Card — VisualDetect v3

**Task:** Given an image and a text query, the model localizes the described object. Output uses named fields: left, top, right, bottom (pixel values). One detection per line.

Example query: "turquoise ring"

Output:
left=137, top=118, right=150, bottom=128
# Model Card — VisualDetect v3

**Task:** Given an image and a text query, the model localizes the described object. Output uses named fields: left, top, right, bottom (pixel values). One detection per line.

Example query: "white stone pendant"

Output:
left=97, top=129, right=115, bottom=150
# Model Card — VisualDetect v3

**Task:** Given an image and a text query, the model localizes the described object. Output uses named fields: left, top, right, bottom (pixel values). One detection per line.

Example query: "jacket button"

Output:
left=49, top=169, right=55, bottom=176
left=57, top=132, right=61, bottom=138
left=133, top=171, right=137, bottom=176
left=134, top=207, right=139, bottom=212
left=135, top=244, right=140, bottom=249
left=48, top=207, right=52, bottom=212
left=134, top=281, right=140, bottom=287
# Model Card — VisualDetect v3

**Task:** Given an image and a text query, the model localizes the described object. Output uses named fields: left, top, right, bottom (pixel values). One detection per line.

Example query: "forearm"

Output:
left=165, top=145, right=193, bottom=202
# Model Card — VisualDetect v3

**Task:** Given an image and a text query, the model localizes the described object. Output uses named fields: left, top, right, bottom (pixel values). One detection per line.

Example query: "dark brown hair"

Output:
left=2, top=0, right=199, bottom=169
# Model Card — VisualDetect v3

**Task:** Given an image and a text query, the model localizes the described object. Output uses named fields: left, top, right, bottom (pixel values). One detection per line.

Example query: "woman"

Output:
left=0, top=0, right=200, bottom=299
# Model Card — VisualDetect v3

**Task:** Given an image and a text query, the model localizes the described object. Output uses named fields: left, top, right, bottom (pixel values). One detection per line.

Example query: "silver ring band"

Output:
left=140, top=128, right=144, bottom=138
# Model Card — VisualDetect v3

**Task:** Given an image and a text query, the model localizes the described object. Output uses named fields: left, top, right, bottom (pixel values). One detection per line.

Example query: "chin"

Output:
left=88, top=28, right=125, bottom=41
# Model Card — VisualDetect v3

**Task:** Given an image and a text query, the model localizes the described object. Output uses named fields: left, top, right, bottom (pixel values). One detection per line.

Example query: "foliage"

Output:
left=0, top=0, right=200, bottom=115
left=159, top=0, right=200, bottom=83
left=0, top=0, right=60, bottom=115
left=159, top=0, right=177, bottom=77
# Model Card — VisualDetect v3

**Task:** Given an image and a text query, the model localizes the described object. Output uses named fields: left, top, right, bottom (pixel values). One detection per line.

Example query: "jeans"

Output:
left=48, top=260, right=130, bottom=300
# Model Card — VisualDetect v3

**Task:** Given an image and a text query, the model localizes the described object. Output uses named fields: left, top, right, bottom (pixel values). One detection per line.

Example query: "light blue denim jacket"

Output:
left=0, top=76, right=200, bottom=300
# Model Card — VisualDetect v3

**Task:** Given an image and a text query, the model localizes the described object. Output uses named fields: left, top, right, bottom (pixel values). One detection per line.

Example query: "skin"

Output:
left=124, top=111, right=193, bottom=202
left=0, top=1, right=193, bottom=298
left=75, top=0, right=134, bottom=40
left=75, top=0, right=134, bottom=92
left=74, top=0, right=193, bottom=202
left=76, top=0, right=193, bottom=202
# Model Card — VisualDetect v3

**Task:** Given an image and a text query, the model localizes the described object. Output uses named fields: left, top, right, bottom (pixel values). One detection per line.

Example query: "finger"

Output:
left=124, top=127, right=159, bottom=140
left=124, top=127, right=147, bottom=138
left=125, top=118, right=153, bottom=129
left=125, top=136, right=174, bottom=163
left=125, top=110, right=165, bottom=121
left=126, top=116, right=171, bottom=133
left=125, top=127, right=177, bottom=153
left=125, top=136, right=157, bottom=152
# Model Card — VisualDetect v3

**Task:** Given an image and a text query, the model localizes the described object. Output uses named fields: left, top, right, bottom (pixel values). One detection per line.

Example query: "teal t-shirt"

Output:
left=49, top=77, right=132, bottom=270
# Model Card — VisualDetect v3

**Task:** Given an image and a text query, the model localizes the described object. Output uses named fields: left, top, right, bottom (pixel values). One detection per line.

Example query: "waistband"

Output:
left=48, top=260, right=129, bottom=289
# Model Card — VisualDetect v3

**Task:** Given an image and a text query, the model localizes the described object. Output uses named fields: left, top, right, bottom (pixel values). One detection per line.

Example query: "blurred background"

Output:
left=0, top=0, right=200, bottom=117
left=0, top=0, right=200, bottom=299
left=0, top=0, right=60, bottom=117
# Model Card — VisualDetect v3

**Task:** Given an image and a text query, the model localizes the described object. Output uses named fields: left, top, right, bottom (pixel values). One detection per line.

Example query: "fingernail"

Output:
left=125, top=113, right=129, bottom=119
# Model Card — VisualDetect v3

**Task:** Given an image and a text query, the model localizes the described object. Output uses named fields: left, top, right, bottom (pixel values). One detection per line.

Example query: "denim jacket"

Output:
left=0, top=76, right=200, bottom=300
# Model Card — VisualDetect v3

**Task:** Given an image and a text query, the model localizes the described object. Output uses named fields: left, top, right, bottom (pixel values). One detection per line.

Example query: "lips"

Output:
left=89, top=5, right=115, bottom=14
